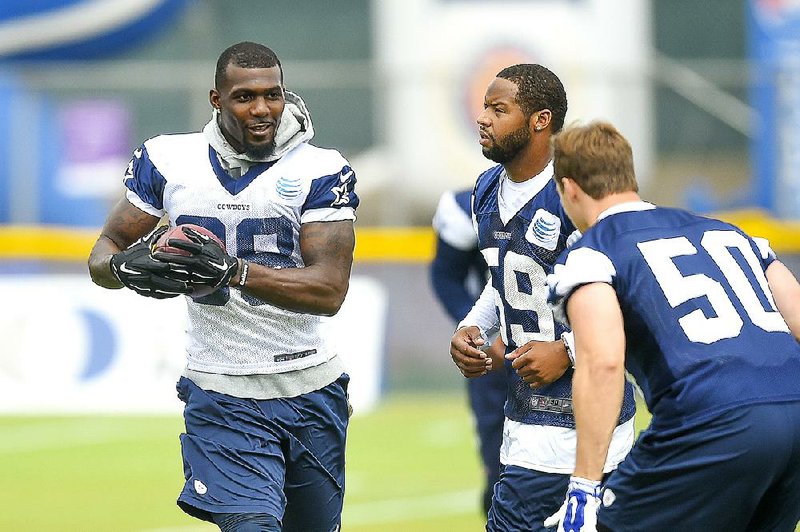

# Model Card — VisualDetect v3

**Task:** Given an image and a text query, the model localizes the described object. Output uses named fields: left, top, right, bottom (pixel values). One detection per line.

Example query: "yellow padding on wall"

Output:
left=353, top=227, right=435, bottom=262
left=713, top=209, right=800, bottom=253
left=1, top=211, right=799, bottom=263
left=0, top=226, right=98, bottom=261
left=0, top=226, right=438, bottom=263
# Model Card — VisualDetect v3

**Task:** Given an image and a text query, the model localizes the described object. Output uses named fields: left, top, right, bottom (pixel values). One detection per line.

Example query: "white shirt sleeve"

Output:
left=547, top=247, right=617, bottom=326
left=432, top=191, right=478, bottom=251
left=752, top=236, right=777, bottom=261
left=301, top=206, right=356, bottom=223
left=458, top=278, right=500, bottom=337
left=125, top=189, right=164, bottom=218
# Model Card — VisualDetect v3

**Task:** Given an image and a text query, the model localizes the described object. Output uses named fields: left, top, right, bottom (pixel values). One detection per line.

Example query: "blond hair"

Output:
left=551, top=121, right=638, bottom=199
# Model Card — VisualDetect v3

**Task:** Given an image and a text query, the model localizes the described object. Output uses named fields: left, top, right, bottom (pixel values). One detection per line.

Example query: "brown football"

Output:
left=153, top=224, right=226, bottom=298
left=153, top=224, right=224, bottom=256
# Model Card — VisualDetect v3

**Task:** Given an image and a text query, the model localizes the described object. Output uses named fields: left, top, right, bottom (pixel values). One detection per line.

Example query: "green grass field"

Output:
left=1, top=394, right=796, bottom=531
left=0, top=393, right=487, bottom=531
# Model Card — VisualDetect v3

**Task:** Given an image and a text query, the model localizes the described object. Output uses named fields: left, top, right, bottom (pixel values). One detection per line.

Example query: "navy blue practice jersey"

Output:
left=473, top=165, right=636, bottom=428
left=550, top=203, right=800, bottom=424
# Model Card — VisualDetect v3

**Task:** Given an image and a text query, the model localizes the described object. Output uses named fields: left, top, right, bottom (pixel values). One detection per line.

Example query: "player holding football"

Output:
left=430, top=187, right=508, bottom=515
left=449, top=64, right=636, bottom=530
left=88, top=42, right=357, bottom=532
left=547, top=121, right=800, bottom=531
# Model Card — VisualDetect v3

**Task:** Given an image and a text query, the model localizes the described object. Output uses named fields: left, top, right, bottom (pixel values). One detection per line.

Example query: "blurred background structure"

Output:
left=1, top=0, right=800, bottom=529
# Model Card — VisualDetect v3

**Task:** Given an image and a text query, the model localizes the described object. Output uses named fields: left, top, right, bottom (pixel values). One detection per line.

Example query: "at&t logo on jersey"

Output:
left=526, top=209, right=561, bottom=251
left=276, top=176, right=302, bottom=200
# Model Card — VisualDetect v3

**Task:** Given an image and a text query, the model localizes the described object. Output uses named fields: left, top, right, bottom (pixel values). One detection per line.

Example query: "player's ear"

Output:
left=209, top=89, right=221, bottom=110
left=562, top=177, right=580, bottom=200
left=532, top=109, right=551, bottom=132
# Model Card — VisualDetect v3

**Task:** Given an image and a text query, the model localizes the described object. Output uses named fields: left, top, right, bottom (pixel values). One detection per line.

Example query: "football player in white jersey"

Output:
left=88, top=42, right=358, bottom=532
left=449, top=64, right=635, bottom=530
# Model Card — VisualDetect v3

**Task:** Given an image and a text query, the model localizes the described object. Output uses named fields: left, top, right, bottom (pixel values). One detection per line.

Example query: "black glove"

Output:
left=153, top=227, right=239, bottom=291
left=109, top=226, right=191, bottom=299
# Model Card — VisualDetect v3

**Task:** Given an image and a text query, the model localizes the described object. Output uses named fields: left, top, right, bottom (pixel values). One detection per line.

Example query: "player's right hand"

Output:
left=450, top=326, right=493, bottom=378
left=544, top=476, right=601, bottom=531
left=109, top=227, right=191, bottom=299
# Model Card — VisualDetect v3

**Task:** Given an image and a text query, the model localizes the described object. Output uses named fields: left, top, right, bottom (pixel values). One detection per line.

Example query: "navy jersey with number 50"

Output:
left=473, top=165, right=636, bottom=428
left=549, top=202, right=800, bottom=425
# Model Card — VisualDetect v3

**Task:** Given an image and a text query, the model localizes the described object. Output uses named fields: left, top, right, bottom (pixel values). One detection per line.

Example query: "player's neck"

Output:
left=503, top=140, right=551, bottom=182
left=586, top=191, right=643, bottom=229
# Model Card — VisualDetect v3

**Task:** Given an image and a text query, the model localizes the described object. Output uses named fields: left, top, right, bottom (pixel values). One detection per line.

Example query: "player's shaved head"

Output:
left=497, top=64, right=567, bottom=133
left=215, top=41, right=283, bottom=89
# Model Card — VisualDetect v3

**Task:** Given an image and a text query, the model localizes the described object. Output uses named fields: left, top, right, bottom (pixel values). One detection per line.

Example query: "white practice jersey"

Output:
left=124, top=132, right=359, bottom=375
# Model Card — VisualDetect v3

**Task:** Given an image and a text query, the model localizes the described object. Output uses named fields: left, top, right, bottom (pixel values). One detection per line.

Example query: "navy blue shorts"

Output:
left=486, top=464, right=569, bottom=532
left=599, top=401, right=800, bottom=531
left=175, top=374, right=350, bottom=531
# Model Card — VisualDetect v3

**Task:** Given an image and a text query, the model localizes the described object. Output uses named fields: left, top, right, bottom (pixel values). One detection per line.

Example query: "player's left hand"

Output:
left=506, top=339, right=570, bottom=388
left=153, top=227, right=239, bottom=291
left=544, top=476, right=601, bottom=531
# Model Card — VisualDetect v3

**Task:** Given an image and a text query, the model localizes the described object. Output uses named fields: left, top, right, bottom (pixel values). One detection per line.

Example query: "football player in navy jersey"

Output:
left=88, top=42, right=358, bottom=532
left=449, top=64, right=636, bottom=530
left=547, top=121, right=800, bottom=531
left=431, top=188, right=508, bottom=515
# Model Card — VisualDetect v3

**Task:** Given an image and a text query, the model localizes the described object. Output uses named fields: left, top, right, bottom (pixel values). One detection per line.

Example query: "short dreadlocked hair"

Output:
left=215, top=41, right=283, bottom=89
left=496, top=64, right=567, bottom=133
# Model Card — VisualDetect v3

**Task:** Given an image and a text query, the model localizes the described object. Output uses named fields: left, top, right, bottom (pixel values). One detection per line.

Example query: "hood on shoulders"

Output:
left=203, top=89, right=315, bottom=170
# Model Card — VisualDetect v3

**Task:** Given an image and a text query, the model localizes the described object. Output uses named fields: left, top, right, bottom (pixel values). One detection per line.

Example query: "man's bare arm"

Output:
left=88, top=197, right=160, bottom=288
left=767, top=260, right=800, bottom=341
left=239, top=220, right=355, bottom=315
left=569, top=282, right=626, bottom=482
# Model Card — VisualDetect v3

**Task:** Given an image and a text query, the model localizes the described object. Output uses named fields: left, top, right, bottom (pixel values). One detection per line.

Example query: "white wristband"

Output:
left=568, top=475, right=602, bottom=497
left=561, top=331, right=576, bottom=367
left=238, top=260, right=250, bottom=287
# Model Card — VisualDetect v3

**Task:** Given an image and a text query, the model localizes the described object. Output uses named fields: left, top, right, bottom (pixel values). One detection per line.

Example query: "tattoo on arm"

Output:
left=301, top=220, right=355, bottom=287
left=89, top=198, right=160, bottom=287
left=101, top=200, right=161, bottom=250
